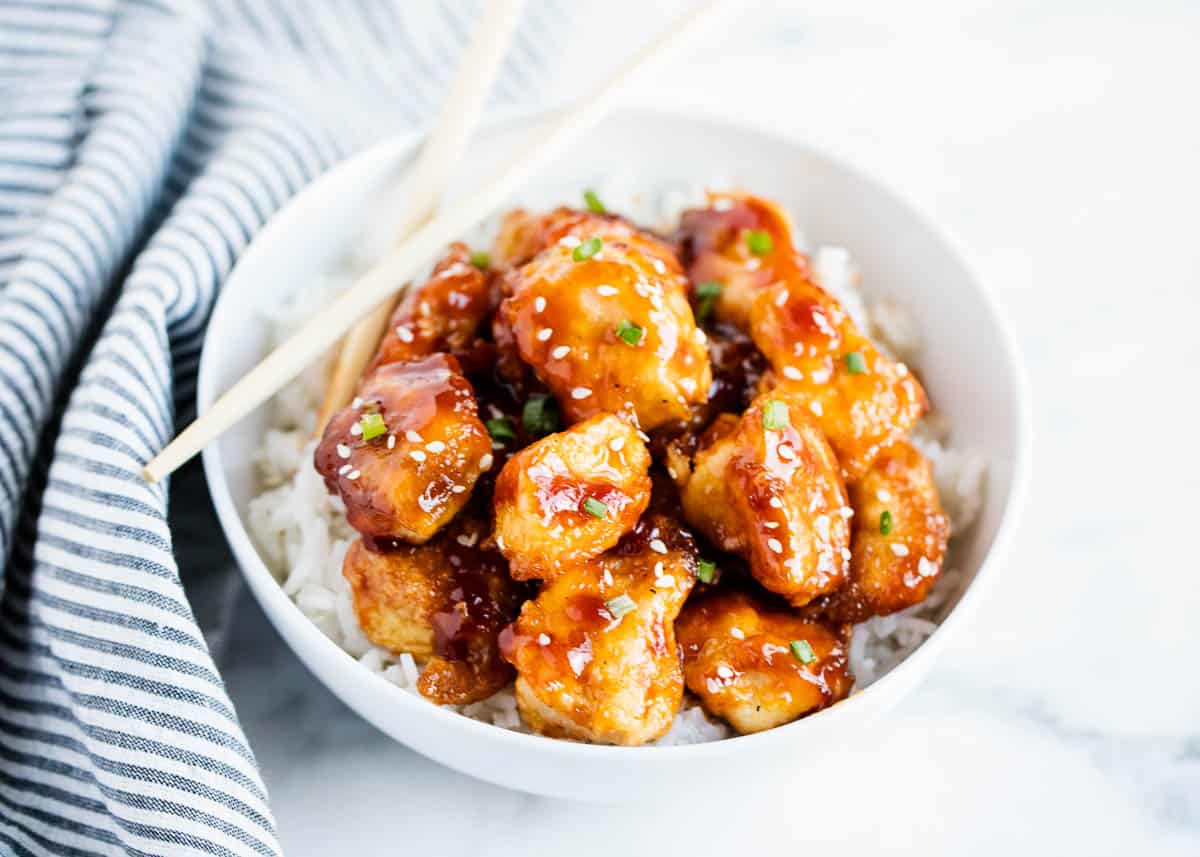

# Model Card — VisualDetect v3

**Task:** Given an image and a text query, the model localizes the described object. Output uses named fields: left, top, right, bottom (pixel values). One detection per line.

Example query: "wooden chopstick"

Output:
left=312, top=0, right=526, bottom=438
left=143, top=0, right=727, bottom=483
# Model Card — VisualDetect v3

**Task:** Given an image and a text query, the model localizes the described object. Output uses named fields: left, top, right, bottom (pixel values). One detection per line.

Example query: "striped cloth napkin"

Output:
left=0, top=1, right=581, bottom=853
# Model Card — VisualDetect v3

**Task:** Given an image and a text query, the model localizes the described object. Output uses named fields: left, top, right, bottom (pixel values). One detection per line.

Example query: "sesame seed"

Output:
left=537, top=328, right=553, bottom=342
left=769, top=497, right=784, bottom=509
left=764, top=521, right=779, bottom=529
left=897, top=363, right=909, bottom=376
left=649, top=539, right=668, bottom=554
left=637, top=430, right=650, bottom=442
left=596, top=285, right=618, bottom=297
left=814, top=514, right=831, bottom=541
left=694, top=328, right=707, bottom=344
left=839, top=506, right=854, bottom=519
left=767, top=538, right=783, bottom=554
left=351, top=397, right=363, bottom=409
left=609, top=437, right=625, bottom=452
left=890, top=543, right=910, bottom=557
left=777, top=444, right=795, bottom=461
left=571, top=387, right=592, bottom=399
left=451, top=485, right=467, bottom=494
left=842, top=547, right=853, bottom=561
left=745, top=258, right=761, bottom=271
left=456, top=532, right=479, bottom=547
left=653, top=561, right=664, bottom=574
left=730, top=627, right=745, bottom=640
left=681, top=378, right=696, bottom=394
left=810, top=367, right=831, bottom=384
left=551, top=345, right=570, bottom=360
left=406, top=430, right=422, bottom=443
left=775, top=289, right=788, bottom=307
left=782, top=366, right=803, bottom=381
left=349, top=423, right=363, bottom=436
left=809, top=401, right=823, bottom=417
left=347, top=469, right=361, bottom=480
left=918, top=556, right=937, bottom=577
left=652, top=259, right=666, bottom=274
left=410, top=450, right=426, bottom=462
left=479, top=453, right=493, bottom=471
left=538, top=633, right=551, bottom=645
left=655, top=575, right=675, bottom=588
left=386, top=434, right=396, bottom=449
left=716, top=664, right=734, bottom=679
left=338, top=464, right=351, bottom=475
left=426, top=441, right=446, bottom=453
left=558, top=235, right=581, bottom=248
left=336, top=444, right=351, bottom=459
left=395, top=326, right=414, bottom=343
left=534, top=296, right=546, bottom=312
left=876, top=489, right=892, bottom=502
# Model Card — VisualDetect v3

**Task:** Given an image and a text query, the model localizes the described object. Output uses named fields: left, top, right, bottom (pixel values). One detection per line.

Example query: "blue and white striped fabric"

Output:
left=0, top=1, right=566, bottom=853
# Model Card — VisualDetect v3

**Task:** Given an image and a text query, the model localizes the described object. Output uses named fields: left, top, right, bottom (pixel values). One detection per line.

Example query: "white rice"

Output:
left=245, top=189, right=987, bottom=744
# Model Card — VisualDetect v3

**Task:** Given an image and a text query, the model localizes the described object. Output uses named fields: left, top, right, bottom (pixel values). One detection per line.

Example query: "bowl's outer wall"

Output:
left=200, top=109, right=1028, bottom=802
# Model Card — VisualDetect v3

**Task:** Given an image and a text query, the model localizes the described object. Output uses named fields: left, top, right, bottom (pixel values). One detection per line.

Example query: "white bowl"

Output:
left=200, top=108, right=1030, bottom=803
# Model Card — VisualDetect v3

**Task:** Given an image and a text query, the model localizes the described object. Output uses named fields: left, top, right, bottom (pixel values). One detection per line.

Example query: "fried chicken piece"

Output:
left=496, top=208, right=711, bottom=430
left=678, top=391, right=851, bottom=608
left=492, top=413, right=651, bottom=580
left=370, top=242, right=492, bottom=371
left=676, top=192, right=811, bottom=329
left=341, top=520, right=524, bottom=704
left=805, top=439, right=949, bottom=622
left=501, top=515, right=696, bottom=745
left=315, top=355, right=493, bottom=543
left=676, top=590, right=853, bottom=734
left=750, top=275, right=928, bottom=479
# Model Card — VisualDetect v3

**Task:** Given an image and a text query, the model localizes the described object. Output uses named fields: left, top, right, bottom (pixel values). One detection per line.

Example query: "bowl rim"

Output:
left=200, top=104, right=1032, bottom=760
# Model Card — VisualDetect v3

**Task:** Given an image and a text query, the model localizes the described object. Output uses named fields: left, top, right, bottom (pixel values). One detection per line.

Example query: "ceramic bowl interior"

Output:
left=200, top=108, right=1029, bottom=802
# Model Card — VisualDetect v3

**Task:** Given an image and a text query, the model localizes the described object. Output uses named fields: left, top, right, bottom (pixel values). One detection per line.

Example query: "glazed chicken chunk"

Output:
left=341, top=520, right=524, bottom=704
left=806, top=439, right=949, bottom=623
left=370, top=242, right=492, bottom=372
left=750, top=275, right=928, bottom=479
left=676, top=590, right=853, bottom=734
left=315, top=354, right=493, bottom=542
left=496, top=208, right=712, bottom=430
left=676, top=192, right=811, bottom=329
left=501, top=515, right=697, bottom=745
left=677, top=390, right=851, bottom=607
left=492, top=413, right=651, bottom=580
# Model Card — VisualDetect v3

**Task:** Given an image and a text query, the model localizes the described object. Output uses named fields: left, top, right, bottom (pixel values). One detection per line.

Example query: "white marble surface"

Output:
left=211, top=1, right=1200, bottom=853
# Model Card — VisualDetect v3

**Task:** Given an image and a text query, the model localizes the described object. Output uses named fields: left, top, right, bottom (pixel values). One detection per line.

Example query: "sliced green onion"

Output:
left=746, top=229, right=773, bottom=255
left=582, top=497, right=608, bottom=519
left=762, top=399, right=789, bottom=432
left=359, top=412, right=387, bottom=442
left=697, top=559, right=716, bottom=584
left=486, top=417, right=516, bottom=441
left=616, top=319, right=644, bottom=346
left=789, top=639, right=817, bottom=664
left=522, top=394, right=560, bottom=437
left=694, top=280, right=724, bottom=321
left=583, top=189, right=606, bottom=214
left=605, top=594, right=636, bottom=619
left=573, top=236, right=602, bottom=261
left=470, top=250, right=491, bottom=270
left=880, top=510, right=894, bottom=536
left=845, top=351, right=867, bottom=374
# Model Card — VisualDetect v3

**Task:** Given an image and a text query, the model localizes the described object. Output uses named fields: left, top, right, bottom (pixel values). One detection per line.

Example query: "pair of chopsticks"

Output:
left=143, top=0, right=727, bottom=483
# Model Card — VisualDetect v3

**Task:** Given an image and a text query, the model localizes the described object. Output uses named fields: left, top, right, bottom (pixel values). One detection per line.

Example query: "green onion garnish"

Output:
left=486, top=417, right=516, bottom=441
left=762, top=399, right=789, bottom=432
left=583, top=189, right=606, bottom=214
left=522, top=394, right=560, bottom=437
left=694, top=280, right=723, bottom=321
left=697, top=559, right=716, bottom=584
left=605, top=594, right=636, bottom=619
left=746, top=229, right=773, bottom=255
left=789, top=639, right=817, bottom=664
left=359, top=412, right=387, bottom=442
left=582, top=497, right=608, bottom=519
left=470, top=250, right=491, bottom=270
left=879, top=510, right=893, bottom=536
left=573, top=236, right=602, bottom=261
left=616, top=319, right=644, bottom=346
left=845, top=351, right=867, bottom=374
